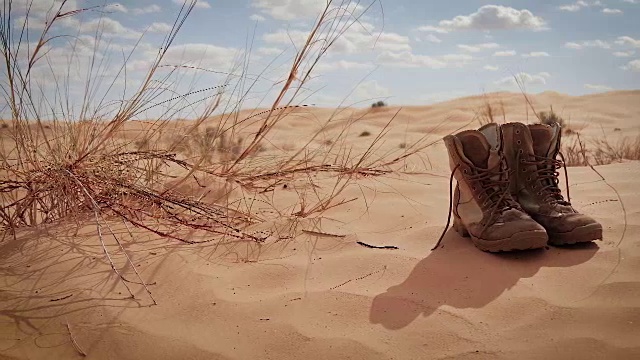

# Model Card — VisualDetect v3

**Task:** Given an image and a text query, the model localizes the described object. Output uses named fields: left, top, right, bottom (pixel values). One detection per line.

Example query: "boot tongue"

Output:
left=457, top=131, right=492, bottom=168
left=529, top=124, right=560, bottom=157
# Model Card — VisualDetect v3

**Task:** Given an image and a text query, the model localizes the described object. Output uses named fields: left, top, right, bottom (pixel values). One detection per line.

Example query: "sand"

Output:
left=1, top=91, right=640, bottom=359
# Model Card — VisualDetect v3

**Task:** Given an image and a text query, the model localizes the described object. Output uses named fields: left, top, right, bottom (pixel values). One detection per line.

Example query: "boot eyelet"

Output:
left=472, top=186, right=476, bottom=190
left=522, top=168, right=527, bottom=172
left=463, top=169, right=468, bottom=174
left=518, top=149, right=523, bottom=154
left=517, top=140, right=521, bottom=145
left=527, top=177, right=531, bottom=181
left=515, top=130, right=520, bottom=134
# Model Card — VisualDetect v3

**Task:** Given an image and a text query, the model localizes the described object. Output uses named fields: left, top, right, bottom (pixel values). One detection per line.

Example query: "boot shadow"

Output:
left=369, top=229, right=599, bottom=330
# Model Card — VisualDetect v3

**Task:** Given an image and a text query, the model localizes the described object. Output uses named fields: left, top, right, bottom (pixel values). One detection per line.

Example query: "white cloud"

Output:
left=584, top=84, right=613, bottom=91
left=416, top=25, right=449, bottom=34
left=315, top=60, right=374, bottom=72
left=564, top=40, right=611, bottom=49
left=148, top=22, right=172, bottom=33
left=263, top=23, right=411, bottom=54
left=423, top=34, right=442, bottom=43
left=252, top=0, right=362, bottom=21
left=602, top=8, right=623, bottom=14
left=622, top=59, right=640, bottom=72
left=613, top=51, right=635, bottom=57
left=457, top=43, right=499, bottom=53
left=377, top=51, right=472, bottom=69
left=173, top=0, right=210, bottom=9
left=558, top=1, right=603, bottom=12
left=353, top=80, right=390, bottom=101
left=105, top=3, right=127, bottom=13
left=257, top=47, right=284, bottom=56
left=495, top=72, right=550, bottom=87
left=623, top=0, right=639, bottom=3
left=484, top=65, right=499, bottom=71
left=250, top=14, right=266, bottom=21
left=522, top=51, right=550, bottom=58
left=493, top=50, right=516, bottom=57
left=435, top=5, right=547, bottom=32
left=615, top=36, right=640, bottom=48
left=159, top=43, right=240, bottom=70
left=11, top=0, right=78, bottom=17
left=80, top=17, right=142, bottom=39
left=133, top=5, right=162, bottom=15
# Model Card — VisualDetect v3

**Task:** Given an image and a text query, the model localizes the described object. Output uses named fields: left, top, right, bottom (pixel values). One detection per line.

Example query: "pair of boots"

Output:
left=435, top=122, right=602, bottom=252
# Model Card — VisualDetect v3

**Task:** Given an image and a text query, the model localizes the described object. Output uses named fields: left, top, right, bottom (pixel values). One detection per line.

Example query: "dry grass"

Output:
left=475, top=99, right=506, bottom=126
left=1, top=0, right=443, bottom=300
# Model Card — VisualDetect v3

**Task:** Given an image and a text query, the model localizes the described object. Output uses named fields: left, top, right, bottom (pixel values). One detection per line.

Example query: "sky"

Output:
left=4, top=0, right=640, bottom=118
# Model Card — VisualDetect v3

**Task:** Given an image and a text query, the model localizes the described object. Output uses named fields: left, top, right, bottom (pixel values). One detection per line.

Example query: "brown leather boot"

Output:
left=434, top=123, right=548, bottom=252
left=501, top=122, right=603, bottom=245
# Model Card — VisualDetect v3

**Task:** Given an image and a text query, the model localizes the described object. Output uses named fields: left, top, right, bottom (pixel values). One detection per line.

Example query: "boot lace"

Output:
left=432, top=159, right=519, bottom=250
left=519, top=151, right=571, bottom=206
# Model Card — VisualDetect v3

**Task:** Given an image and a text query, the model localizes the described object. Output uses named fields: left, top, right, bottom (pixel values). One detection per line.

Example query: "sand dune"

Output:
left=1, top=91, right=640, bottom=359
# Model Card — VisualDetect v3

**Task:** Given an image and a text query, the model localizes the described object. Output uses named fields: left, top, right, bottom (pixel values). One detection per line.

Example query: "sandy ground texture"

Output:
left=1, top=91, right=640, bottom=359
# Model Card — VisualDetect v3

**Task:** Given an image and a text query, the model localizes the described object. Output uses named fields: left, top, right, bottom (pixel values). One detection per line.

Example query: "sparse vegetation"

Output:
left=0, top=0, right=438, bottom=298
left=476, top=100, right=506, bottom=126
left=359, top=130, right=372, bottom=137
left=371, top=100, right=387, bottom=108
left=538, top=106, right=565, bottom=127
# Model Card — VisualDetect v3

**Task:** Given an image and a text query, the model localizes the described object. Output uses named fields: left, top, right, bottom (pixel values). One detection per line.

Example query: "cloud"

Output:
left=457, top=43, right=499, bottom=53
left=602, top=8, right=623, bottom=14
left=493, top=50, right=516, bottom=57
left=416, top=25, right=449, bottom=34
left=584, top=84, right=613, bottom=91
left=11, top=0, right=78, bottom=17
left=613, top=51, right=635, bottom=57
left=133, top=5, right=162, bottom=15
left=558, top=1, right=603, bottom=12
left=250, top=14, right=266, bottom=21
left=252, top=0, right=362, bottom=21
left=173, top=0, right=210, bottom=9
left=616, top=36, right=640, bottom=48
left=353, top=80, right=390, bottom=101
left=522, top=51, right=550, bottom=58
left=435, top=5, right=547, bottom=32
left=315, top=60, right=374, bottom=72
left=257, top=47, right=284, bottom=56
left=564, top=40, right=611, bottom=49
left=104, top=3, right=127, bottom=13
left=484, top=65, right=499, bottom=71
left=495, top=72, right=550, bottom=87
left=148, top=22, right=172, bottom=33
left=159, top=43, right=241, bottom=70
left=422, top=34, right=442, bottom=43
left=80, top=17, right=142, bottom=39
left=263, top=23, right=411, bottom=54
left=623, top=0, right=639, bottom=3
left=622, top=59, right=640, bottom=72
left=376, top=51, right=472, bottom=69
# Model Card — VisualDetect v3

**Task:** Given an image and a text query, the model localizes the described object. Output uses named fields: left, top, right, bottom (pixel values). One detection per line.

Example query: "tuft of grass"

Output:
left=359, top=130, right=372, bottom=137
left=476, top=99, right=506, bottom=126
left=538, top=105, right=565, bottom=127
left=371, top=100, right=387, bottom=108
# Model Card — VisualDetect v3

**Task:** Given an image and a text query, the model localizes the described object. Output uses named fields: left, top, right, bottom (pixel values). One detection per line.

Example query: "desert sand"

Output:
left=1, top=91, right=640, bottom=359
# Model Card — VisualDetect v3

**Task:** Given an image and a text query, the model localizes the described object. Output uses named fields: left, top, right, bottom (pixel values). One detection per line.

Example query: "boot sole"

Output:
left=454, top=219, right=548, bottom=252
left=547, top=223, right=603, bottom=246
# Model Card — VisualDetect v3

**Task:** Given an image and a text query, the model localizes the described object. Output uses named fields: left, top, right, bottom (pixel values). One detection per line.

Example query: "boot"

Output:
left=434, top=123, right=548, bottom=252
left=501, top=122, right=603, bottom=245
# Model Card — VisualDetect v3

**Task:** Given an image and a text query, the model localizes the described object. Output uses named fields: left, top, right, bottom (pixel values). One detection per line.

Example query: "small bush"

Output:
left=538, top=106, right=564, bottom=127
left=371, top=100, right=387, bottom=108
left=359, top=130, right=371, bottom=137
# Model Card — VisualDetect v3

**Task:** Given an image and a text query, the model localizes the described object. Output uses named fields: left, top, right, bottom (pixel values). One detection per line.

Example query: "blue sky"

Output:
left=6, top=0, right=640, bottom=118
